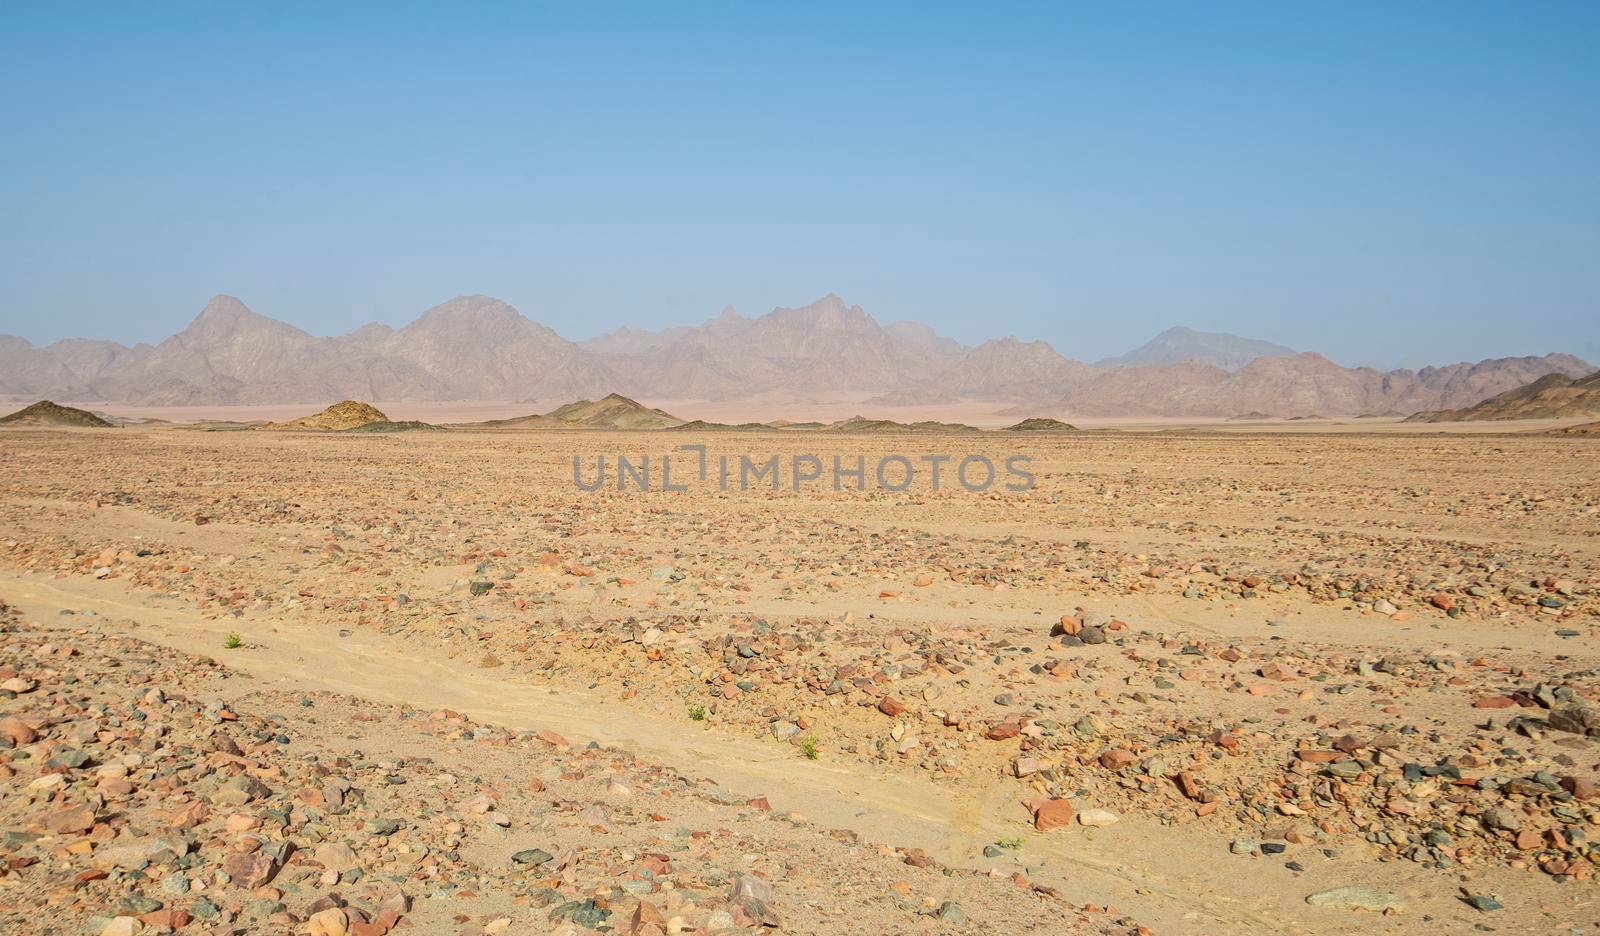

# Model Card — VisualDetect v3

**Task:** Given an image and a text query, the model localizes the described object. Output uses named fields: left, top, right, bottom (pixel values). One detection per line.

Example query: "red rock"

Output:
left=223, top=850, right=278, bottom=888
left=1033, top=799, right=1076, bottom=831
left=0, top=716, right=36, bottom=746
left=1258, top=661, right=1296, bottom=680
left=372, top=908, right=402, bottom=930
left=1099, top=749, right=1134, bottom=771
left=72, top=869, right=108, bottom=887
left=1210, top=730, right=1239, bottom=751
left=1429, top=593, right=1454, bottom=610
left=984, top=719, right=1022, bottom=740
left=625, top=901, right=666, bottom=936
left=139, top=909, right=189, bottom=930
left=536, top=730, right=571, bottom=748
left=877, top=696, right=905, bottom=717
left=1473, top=696, right=1516, bottom=709
left=40, top=805, right=95, bottom=834
left=1561, top=775, right=1596, bottom=800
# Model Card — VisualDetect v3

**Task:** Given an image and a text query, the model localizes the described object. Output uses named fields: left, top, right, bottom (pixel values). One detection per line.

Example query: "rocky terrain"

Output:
left=1, top=294, right=1591, bottom=417
left=0, top=598, right=1121, bottom=936
left=0, top=426, right=1596, bottom=934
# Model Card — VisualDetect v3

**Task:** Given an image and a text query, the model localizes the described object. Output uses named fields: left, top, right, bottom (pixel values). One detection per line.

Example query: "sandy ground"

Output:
left=0, top=426, right=1597, bottom=935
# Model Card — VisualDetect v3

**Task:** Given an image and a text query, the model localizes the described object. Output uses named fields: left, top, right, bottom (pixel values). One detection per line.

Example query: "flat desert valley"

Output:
left=1, top=424, right=1597, bottom=935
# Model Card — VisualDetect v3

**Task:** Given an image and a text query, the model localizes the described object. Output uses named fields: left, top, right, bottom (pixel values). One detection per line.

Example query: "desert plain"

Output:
left=0, top=423, right=1596, bottom=935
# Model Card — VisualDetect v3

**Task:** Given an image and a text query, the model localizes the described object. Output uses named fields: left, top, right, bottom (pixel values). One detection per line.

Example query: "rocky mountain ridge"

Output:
left=1, top=294, right=1591, bottom=417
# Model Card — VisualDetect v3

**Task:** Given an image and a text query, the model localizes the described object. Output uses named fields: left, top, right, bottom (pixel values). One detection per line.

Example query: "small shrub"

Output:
left=798, top=735, right=819, bottom=760
left=688, top=704, right=707, bottom=721
left=223, top=632, right=242, bottom=649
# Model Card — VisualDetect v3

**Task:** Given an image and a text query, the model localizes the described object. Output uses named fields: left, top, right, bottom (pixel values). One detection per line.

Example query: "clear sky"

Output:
left=2, top=2, right=1596, bottom=367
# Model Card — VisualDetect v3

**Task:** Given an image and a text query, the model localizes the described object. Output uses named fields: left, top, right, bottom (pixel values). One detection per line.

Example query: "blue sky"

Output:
left=2, top=2, right=1596, bottom=366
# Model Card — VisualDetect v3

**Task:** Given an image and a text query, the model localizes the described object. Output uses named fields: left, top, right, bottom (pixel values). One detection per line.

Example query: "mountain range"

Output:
left=1, top=293, right=1592, bottom=417
left=1407, top=370, right=1600, bottom=422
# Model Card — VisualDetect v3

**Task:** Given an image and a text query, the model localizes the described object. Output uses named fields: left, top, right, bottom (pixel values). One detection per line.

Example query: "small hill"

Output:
left=0, top=400, right=114, bottom=427
left=344, top=420, right=444, bottom=433
left=1407, top=371, right=1600, bottom=422
left=824, top=415, right=978, bottom=433
left=464, top=393, right=684, bottom=431
left=546, top=393, right=685, bottom=429
left=265, top=400, right=389, bottom=431
left=1004, top=417, right=1078, bottom=431
left=669, top=419, right=771, bottom=432
left=1226, top=411, right=1275, bottom=421
left=1551, top=420, right=1600, bottom=435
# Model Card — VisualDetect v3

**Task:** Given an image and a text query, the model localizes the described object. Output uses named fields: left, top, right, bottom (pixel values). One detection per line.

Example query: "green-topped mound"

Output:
left=0, top=400, right=114, bottom=428
left=344, top=420, right=445, bottom=433
left=1004, top=417, right=1078, bottom=431
left=670, top=419, right=771, bottom=432
left=464, top=393, right=685, bottom=430
left=824, top=415, right=978, bottom=433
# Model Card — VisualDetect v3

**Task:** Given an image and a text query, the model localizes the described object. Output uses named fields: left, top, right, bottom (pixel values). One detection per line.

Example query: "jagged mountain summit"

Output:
left=1096, top=326, right=1298, bottom=371
left=0, top=293, right=1591, bottom=417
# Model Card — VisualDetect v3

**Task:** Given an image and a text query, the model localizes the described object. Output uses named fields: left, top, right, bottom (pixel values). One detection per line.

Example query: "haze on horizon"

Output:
left=2, top=2, right=1596, bottom=368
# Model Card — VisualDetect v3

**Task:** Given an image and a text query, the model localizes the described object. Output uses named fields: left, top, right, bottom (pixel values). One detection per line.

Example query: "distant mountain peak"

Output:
left=1099, top=326, right=1297, bottom=372
left=180, top=294, right=307, bottom=342
left=189, top=294, right=268, bottom=329
left=195, top=294, right=254, bottom=320
left=778, top=292, right=872, bottom=328
left=415, top=294, right=519, bottom=320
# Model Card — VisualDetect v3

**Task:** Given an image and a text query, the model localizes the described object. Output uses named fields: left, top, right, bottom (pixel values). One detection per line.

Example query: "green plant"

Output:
left=996, top=836, right=1024, bottom=850
left=798, top=735, right=819, bottom=760
left=688, top=704, right=707, bottom=721
left=223, top=632, right=242, bottom=649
